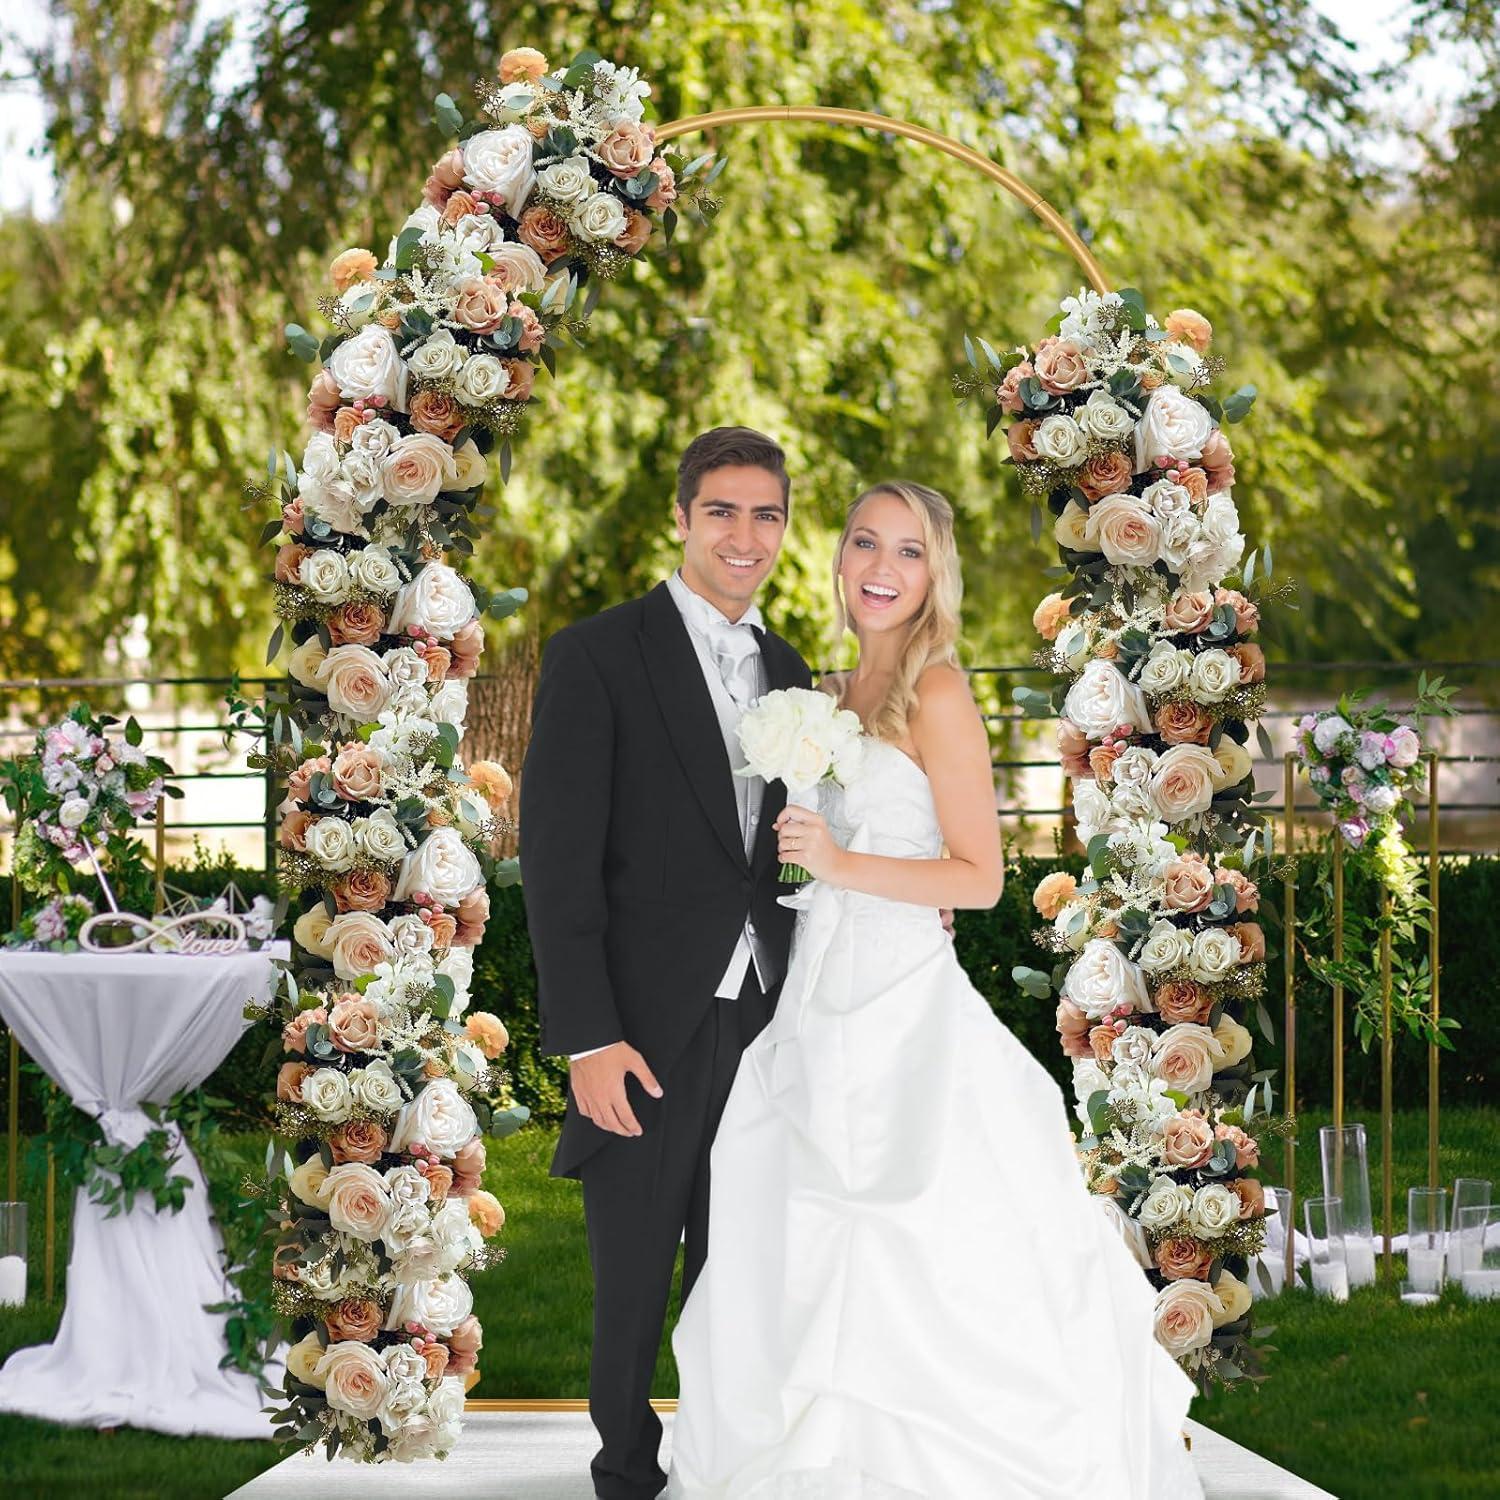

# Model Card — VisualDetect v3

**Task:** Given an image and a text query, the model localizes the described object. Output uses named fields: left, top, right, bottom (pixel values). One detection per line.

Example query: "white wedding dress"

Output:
left=667, top=738, right=1203, bottom=1500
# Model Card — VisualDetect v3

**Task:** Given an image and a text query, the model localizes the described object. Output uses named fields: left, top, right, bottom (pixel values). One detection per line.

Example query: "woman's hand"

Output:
left=774, top=804, right=845, bottom=884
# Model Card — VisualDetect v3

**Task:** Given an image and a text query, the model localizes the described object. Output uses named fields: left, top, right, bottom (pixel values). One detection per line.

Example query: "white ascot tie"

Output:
left=674, top=578, right=764, bottom=707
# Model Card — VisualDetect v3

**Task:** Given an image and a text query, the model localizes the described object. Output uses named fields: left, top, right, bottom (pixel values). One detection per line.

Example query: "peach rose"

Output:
left=467, top=760, right=513, bottom=810
left=454, top=884, right=490, bottom=946
left=1055, top=998, right=1092, bottom=1059
left=1215, top=1122, right=1261, bottom=1170
left=277, top=1061, right=312, bottom=1102
left=287, top=754, right=332, bottom=805
left=500, top=358, right=536, bottom=403
left=499, top=45, right=548, bottom=82
left=417, top=642, right=452, bottom=684
left=1056, top=718, right=1090, bottom=759
left=275, top=543, right=312, bottom=583
left=1228, top=643, right=1265, bottom=684
left=1153, top=1024, right=1225, bottom=1094
left=416, top=1159, right=454, bottom=1202
left=451, top=1136, right=486, bottom=1196
left=451, top=276, right=510, bottom=335
left=278, top=809, right=316, bottom=851
left=1226, top=921, right=1266, bottom=963
left=508, top=300, right=544, bottom=353
left=327, top=601, right=386, bottom=648
left=431, top=148, right=465, bottom=191
left=282, top=495, right=305, bottom=533
left=1216, top=866, right=1260, bottom=913
left=614, top=208, right=652, bottom=255
left=597, top=121, right=656, bottom=178
left=1179, top=467, right=1209, bottom=506
left=323, top=646, right=391, bottom=720
left=329, top=1119, right=388, bottom=1166
left=1032, top=592, right=1071, bottom=641
left=995, top=360, right=1035, bottom=415
left=1162, top=1110, right=1216, bottom=1168
left=1231, top=1177, right=1266, bottom=1219
left=409, top=390, right=467, bottom=441
left=324, top=1297, right=383, bottom=1342
left=1164, top=309, right=1213, bottom=354
left=646, top=156, right=677, bottom=210
left=1088, top=743, right=1121, bottom=782
left=1088, top=1023, right=1119, bottom=1062
left=468, top=1189, right=506, bottom=1237
left=1154, top=979, right=1213, bottom=1025
left=1162, top=853, right=1214, bottom=912
left=1154, top=702, right=1213, bottom=746
left=1214, top=587, right=1260, bottom=635
left=1163, top=590, right=1214, bottom=634
left=328, top=996, right=383, bottom=1052
left=517, top=204, right=571, bottom=262
left=306, top=368, right=343, bottom=432
left=420, top=1339, right=451, bottom=1380
left=446, top=1313, right=483, bottom=1376
left=465, top=1011, right=509, bottom=1059
left=1077, top=450, right=1134, bottom=502
left=333, top=407, right=367, bottom=445
left=1155, top=1236, right=1215, bottom=1280
left=1006, top=419, right=1041, bottom=463
left=330, top=744, right=384, bottom=802
left=1200, top=429, right=1235, bottom=493
left=325, top=1162, right=393, bottom=1241
left=282, top=1005, right=328, bottom=1056
left=449, top=618, right=486, bottom=677
left=1033, top=870, right=1078, bottom=920
left=1032, top=335, right=1090, bottom=395
left=332, top=869, right=391, bottom=916
left=440, top=189, right=481, bottom=226
left=330, top=248, right=377, bottom=293
left=426, top=911, right=458, bottom=949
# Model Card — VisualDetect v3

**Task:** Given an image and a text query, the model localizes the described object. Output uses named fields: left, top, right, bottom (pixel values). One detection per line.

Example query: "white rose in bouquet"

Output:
left=485, top=241, right=547, bottom=293
left=348, top=545, right=404, bottom=595
left=1134, top=385, right=1213, bottom=469
left=1189, top=1182, right=1240, bottom=1237
left=407, top=329, right=468, bottom=384
left=322, top=644, right=392, bottom=720
left=571, top=191, right=628, bottom=243
left=437, top=946, right=475, bottom=1013
left=1061, top=937, right=1150, bottom=1019
left=1211, top=737, right=1253, bottom=789
left=349, top=417, right=400, bottom=460
left=389, top=1077, right=479, bottom=1159
left=393, top=826, right=483, bottom=907
left=1153, top=1279, right=1222, bottom=1356
left=1075, top=389, right=1135, bottom=442
left=451, top=440, right=488, bottom=491
left=1156, top=511, right=1202, bottom=574
left=1138, top=643, right=1193, bottom=696
left=1111, top=1024, right=1157, bottom=1069
left=1143, top=477, right=1195, bottom=519
left=299, top=548, right=351, bottom=604
left=387, top=562, right=478, bottom=640
left=1137, top=1176, right=1194, bottom=1232
left=324, top=1162, right=394, bottom=1241
left=1138, top=919, right=1194, bottom=975
left=384, top=1274, right=474, bottom=1337
left=1111, top=744, right=1160, bottom=789
left=451, top=211, right=507, bottom=257
left=461, top=125, right=537, bottom=216
left=1085, top=494, right=1161, bottom=568
left=1188, top=926, right=1242, bottom=981
left=1071, top=780, right=1117, bottom=845
left=327, top=910, right=398, bottom=981
left=456, top=353, right=512, bottom=405
left=1063, top=659, right=1152, bottom=740
left=340, top=449, right=385, bottom=513
left=349, top=1058, right=405, bottom=1114
left=316, top=1341, right=392, bottom=1421
left=305, top=816, right=357, bottom=873
left=1364, top=783, right=1399, bottom=815
left=1032, top=412, right=1088, bottom=468
left=354, top=808, right=409, bottom=864
left=384, top=1164, right=432, bottom=1206
left=301, top=1066, right=353, bottom=1123
left=1054, top=500, right=1091, bottom=551
left=328, top=325, right=409, bottom=411
left=381, top=432, right=458, bottom=507
left=1312, top=714, right=1353, bottom=755
left=384, top=647, right=430, bottom=690
left=388, top=912, right=436, bottom=957
left=429, top=678, right=469, bottom=730
left=1190, top=648, right=1240, bottom=703
left=537, top=157, right=596, bottom=208
left=1149, top=744, right=1220, bottom=821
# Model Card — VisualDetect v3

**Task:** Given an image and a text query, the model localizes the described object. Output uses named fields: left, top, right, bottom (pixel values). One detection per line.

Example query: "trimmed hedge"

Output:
left=3, top=854, right=1495, bottom=1134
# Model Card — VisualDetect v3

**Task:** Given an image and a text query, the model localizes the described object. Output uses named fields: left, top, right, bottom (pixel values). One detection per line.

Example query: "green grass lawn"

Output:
left=0, top=1107, right=1495, bottom=1498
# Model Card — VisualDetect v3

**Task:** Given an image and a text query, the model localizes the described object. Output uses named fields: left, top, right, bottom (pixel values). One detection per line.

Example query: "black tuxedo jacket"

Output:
left=519, top=581, right=813, bottom=1087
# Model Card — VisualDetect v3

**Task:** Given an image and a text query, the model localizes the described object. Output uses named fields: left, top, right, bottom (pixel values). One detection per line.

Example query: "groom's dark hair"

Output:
left=676, top=426, right=790, bottom=516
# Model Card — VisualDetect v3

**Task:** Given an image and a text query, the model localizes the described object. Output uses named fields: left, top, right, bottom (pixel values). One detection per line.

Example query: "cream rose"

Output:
left=347, top=546, right=403, bottom=595
left=293, top=903, right=336, bottom=958
left=571, top=191, right=628, bottom=244
left=289, top=1156, right=331, bottom=1208
left=484, top=241, right=547, bottom=294
left=349, top=1058, right=405, bottom=1114
left=328, top=911, right=397, bottom=981
left=1054, top=501, right=1091, bottom=551
left=1153, top=1279, right=1223, bottom=1356
left=1032, top=412, right=1088, bottom=468
left=305, top=815, right=357, bottom=873
left=383, top=1274, right=474, bottom=1337
left=1075, top=389, right=1135, bottom=442
left=455, top=352, right=512, bottom=405
left=1063, top=659, right=1153, bottom=741
left=299, top=548, right=351, bottom=604
left=1134, top=385, right=1214, bottom=469
left=324, top=1162, right=394, bottom=1242
left=393, top=827, right=483, bottom=908
left=316, top=1340, right=391, bottom=1421
left=407, top=328, right=467, bottom=383
left=451, top=440, right=488, bottom=491
left=1062, top=938, right=1150, bottom=1020
left=460, top=126, right=537, bottom=217
left=1190, top=648, right=1240, bottom=703
left=285, top=1331, right=327, bottom=1389
left=1151, top=1022, right=1227, bottom=1094
left=1086, top=494, right=1161, bottom=568
left=1150, top=744, right=1220, bottom=822
left=1189, top=1182, right=1240, bottom=1238
left=328, top=326, right=409, bottom=412
left=287, top=636, right=329, bottom=690
left=1188, top=927, right=1242, bottom=981
left=1138, top=644, right=1193, bottom=696
left=301, top=1066, right=353, bottom=1123
left=354, top=807, right=409, bottom=864
left=1214, top=1014, right=1254, bottom=1068
left=1137, top=1177, right=1195, bottom=1232
left=322, top=644, right=392, bottom=720
left=388, top=1078, right=479, bottom=1159
left=1138, top=920, right=1194, bottom=975
left=536, top=158, right=595, bottom=208
left=1211, top=737, right=1253, bottom=789
left=386, top=563, right=478, bottom=640
left=381, top=433, right=458, bottom=508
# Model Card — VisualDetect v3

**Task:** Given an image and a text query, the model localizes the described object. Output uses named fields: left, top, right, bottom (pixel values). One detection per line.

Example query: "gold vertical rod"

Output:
left=1282, top=753, right=1297, bottom=1289
left=7, top=867, right=18, bottom=1202
left=152, top=792, right=167, bottom=917
left=1427, top=754, right=1440, bottom=1189
left=44, top=1143, right=55, bottom=1303
left=1380, top=887, right=1394, bottom=1277
left=1332, top=828, right=1345, bottom=1134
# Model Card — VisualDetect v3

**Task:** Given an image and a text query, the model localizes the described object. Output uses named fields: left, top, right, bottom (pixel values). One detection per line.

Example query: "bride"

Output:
left=667, top=481, right=1203, bottom=1499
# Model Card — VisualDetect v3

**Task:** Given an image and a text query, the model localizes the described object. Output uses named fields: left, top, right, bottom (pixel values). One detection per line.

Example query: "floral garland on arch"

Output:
left=956, top=289, right=1292, bottom=1393
left=249, top=47, right=724, bottom=1463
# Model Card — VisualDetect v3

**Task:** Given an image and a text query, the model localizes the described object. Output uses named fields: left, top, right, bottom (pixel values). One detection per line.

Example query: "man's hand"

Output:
left=570, top=1041, right=663, bottom=1137
left=940, top=908, right=955, bottom=939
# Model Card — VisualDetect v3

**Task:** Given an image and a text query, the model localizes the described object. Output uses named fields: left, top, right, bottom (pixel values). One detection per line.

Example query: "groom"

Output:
left=519, top=427, right=813, bottom=1500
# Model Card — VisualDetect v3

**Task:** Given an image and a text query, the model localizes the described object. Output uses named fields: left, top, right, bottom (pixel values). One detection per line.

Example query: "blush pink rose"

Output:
left=1162, top=1109, right=1216, bottom=1168
left=1032, top=335, right=1090, bottom=395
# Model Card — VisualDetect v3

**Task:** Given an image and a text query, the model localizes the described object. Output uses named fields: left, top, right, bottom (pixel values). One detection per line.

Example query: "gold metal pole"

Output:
left=45, top=1143, right=55, bottom=1304
left=654, top=105, right=1112, bottom=294
left=7, top=869, right=17, bottom=1201
left=1427, top=754, right=1440, bottom=1189
left=1332, top=827, right=1344, bottom=1134
left=1380, top=887, right=1394, bottom=1278
left=1282, top=754, right=1297, bottom=1288
left=152, top=792, right=166, bottom=917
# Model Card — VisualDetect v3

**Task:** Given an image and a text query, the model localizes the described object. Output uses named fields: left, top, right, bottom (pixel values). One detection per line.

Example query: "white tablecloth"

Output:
left=0, top=944, right=288, bottom=1438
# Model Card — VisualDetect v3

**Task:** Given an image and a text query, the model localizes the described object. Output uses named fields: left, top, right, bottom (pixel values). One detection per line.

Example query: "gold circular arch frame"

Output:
left=654, top=105, right=1111, bottom=294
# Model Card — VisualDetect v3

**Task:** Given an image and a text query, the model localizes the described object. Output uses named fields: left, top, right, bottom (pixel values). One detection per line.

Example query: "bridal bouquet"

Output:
left=957, top=290, right=1282, bottom=1393
left=736, top=688, right=865, bottom=883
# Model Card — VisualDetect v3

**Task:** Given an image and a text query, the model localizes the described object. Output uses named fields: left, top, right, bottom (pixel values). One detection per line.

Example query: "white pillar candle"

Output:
left=1311, top=1258, right=1350, bottom=1301
left=1344, top=1237, right=1377, bottom=1288
left=1460, top=1268, right=1500, bottom=1300
left=0, top=1254, right=26, bottom=1306
left=1407, top=1245, right=1445, bottom=1294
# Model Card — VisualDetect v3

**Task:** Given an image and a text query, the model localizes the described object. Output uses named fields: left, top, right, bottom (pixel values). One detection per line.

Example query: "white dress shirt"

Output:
left=570, top=572, right=772, bottom=1061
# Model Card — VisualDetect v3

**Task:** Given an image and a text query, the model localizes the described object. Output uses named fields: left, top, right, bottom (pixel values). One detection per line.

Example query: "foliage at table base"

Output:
left=957, top=290, right=1288, bottom=1392
left=250, top=45, right=721, bottom=1462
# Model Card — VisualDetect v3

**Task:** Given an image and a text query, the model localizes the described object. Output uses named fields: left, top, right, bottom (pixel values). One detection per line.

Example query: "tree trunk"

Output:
left=463, top=627, right=540, bottom=859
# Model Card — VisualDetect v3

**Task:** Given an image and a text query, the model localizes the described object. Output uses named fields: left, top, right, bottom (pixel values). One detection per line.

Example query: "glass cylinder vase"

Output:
left=1305, top=1195, right=1350, bottom=1302
left=0, top=1202, right=27, bottom=1306
left=1455, top=1205, right=1500, bottom=1300
left=1447, top=1179, right=1491, bottom=1284
left=1406, top=1187, right=1447, bottom=1295
left=1320, top=1124, right=1375, bottom=1287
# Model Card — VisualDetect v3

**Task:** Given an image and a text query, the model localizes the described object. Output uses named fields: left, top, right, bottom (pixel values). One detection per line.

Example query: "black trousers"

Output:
left=578, top=970, right=776, bottom=1500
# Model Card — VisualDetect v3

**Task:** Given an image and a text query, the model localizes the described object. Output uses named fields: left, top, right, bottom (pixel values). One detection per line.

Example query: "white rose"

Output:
left=349, top=1058, right=406, bottom=1114
left=1189, top=926, right=1243, bottom=981
left=388, top=912, right=436, bottom=956
left=1142, top=477, right=1196, bottom=519
left=456, top=352, right=513, bottom=405
left=328, top=325, right=409, bottom=412
left=484, top=241, right=547, bottom=293
left=292, top=904, right=335, bottom=958
left=1180, top=534, right=1243, bottom=594
left=348, top=546, right=403, bottom=596
left=1201, top=494, right=1241, bottom=547
left=429, top=678, right=469, bottom=730
left=302, top=431, right=340, bottom=484
left=1134, top=385, right=1213, bottom=470
left=536, top=157, right=595, bottom=208
left=306, top=815, right=358, bottom=873
left=341, top=450, right=385, bottom=512
left=1137, top=1177, right=1194, bottom=1232
left=1211, top=738, right=1253, bottom=789
left=393, top=826, right=483, bottom=908
left=1151, top=1022, right=1227, bottom=1093
left=299, top=548, right=350, bottom=604
left=1075, top=389, right=1135, bottom=442
left=1157, top=510, right=1202, bottom=572
left=384, top=647, right=430, bottom=689
left=1110, top=781, right=1156, bottom=822
left=451, top=212, right=507, bottom=257
left=1312, top=715, right=1353, bottom=756
left=1062, top=938, right=1151, bottom=1020
left=287, top=637, right=329, bottom=689
left=407, top=329, right=468, bottom=384
left=1364, top=783, right=1399, bottom=815
left=381, top=432, right=458, bottom=508
left=1111, top=1025, right=1157, bottom=1070
left=1150, top=744, right=1221, bottom=821
left=1138, top=919, right=1194, bottom=975
left=382, top=1199, right=432, bottom=1256
left=1138, top=643, right=1193, bottom=696
left=1111, top=745, right=1160, bottom=790
left=1063, top=659, right=1153, bottom=740
left=1190, top=649, right=1240, bottom=703
left=388, top=680, right=431, bottom=717
left=1033, top=412, right=1088, bottom=468
left=1072, top=780, right=1116, bottom=844
left=1054, top=501, right=1091, bottom=551
left=349, top=417, right=400, bottom=460
left=383, top=1343, right=430, bottom=1390
left=1085, top=494, right=1161, bottom=568
left=737, top=691, right=806, bottom=777
left=386, top=562, right=478, bottom=640
left=384, top=1164, right=432, bottom=1206
left=436, top=946, right=474, bottom=1013
left=1215, top=1014, right=1255, bottom=1067
left=452, top=440, right=488, bottom=491
left=301, top=476, right=364, bottom=537
left=327, top=910, right=398, bottom=981
left=58, top=796, right=90, bottom=829
left=316, top=1341, right=391, bottom=1421
left=1072, top=1058, right=1111, bottom=1104
left=1154, top=1280, right=1223, bottom=1357
left=301, top=1066, right=353, bottom=1123
left=388, top=1078, right=479, bottom=1159
left=460, top=126, right=537, bottom=217
left=354, top=808, right=409, bottom=863
left=571, top=190, right=628, bottom=243
left=1189, top=1182, right=1240, bottom=1238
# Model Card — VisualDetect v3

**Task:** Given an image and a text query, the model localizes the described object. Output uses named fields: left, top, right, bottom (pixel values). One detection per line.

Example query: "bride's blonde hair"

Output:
left=832, top=480, right=963, bottom=743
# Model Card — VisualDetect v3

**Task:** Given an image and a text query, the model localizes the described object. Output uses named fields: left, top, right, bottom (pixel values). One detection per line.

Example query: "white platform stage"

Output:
left=228, top=1403, right=1338, bottom=1500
